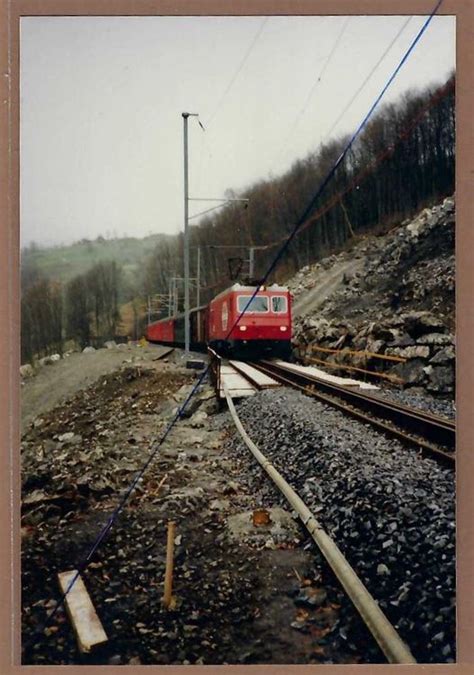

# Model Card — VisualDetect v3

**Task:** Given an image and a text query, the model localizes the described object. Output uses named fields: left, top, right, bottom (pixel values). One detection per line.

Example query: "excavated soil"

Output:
left=21, top=353, right=375, bottom=666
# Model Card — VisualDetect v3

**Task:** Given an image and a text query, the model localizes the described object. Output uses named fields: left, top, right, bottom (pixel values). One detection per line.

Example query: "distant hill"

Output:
left=21, top=233, right=171, bottom=290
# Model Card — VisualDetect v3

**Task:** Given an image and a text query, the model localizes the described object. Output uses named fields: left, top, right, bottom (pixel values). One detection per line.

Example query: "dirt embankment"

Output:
left=21, top=344, right=169, bottom=433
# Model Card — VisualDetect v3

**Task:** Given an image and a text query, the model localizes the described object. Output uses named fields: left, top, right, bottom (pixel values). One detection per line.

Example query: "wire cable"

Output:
left=264, top=0, right=443, bottom=287
left=206, top=17, right=269, bottom=128
left=275, top=16, right=351, bottom=165
left=322, top=16, right=413, bottom=144
left=195, top=17, right=268, bottom=205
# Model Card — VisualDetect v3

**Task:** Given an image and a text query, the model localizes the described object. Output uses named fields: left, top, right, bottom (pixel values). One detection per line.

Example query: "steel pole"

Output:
left=249, top=246, right=255, bottom=279
left=182, top=113, right=190, bottom=353
left=196, top=246, right=201, bottom=307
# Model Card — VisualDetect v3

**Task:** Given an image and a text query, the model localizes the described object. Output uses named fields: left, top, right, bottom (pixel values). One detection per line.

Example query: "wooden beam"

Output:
left=57, top=570, right=108, bottom=654
left=304, top=355, right=404, bottom=385
left=306, top=344, right=407, bottom=363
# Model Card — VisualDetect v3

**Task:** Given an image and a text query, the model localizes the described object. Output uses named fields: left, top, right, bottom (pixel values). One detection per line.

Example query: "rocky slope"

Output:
left=289, top=196, right=455, bottom=397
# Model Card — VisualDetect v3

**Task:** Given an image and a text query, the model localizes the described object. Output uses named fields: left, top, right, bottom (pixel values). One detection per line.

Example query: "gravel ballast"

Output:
left=225, top=387, right=455, bottom=663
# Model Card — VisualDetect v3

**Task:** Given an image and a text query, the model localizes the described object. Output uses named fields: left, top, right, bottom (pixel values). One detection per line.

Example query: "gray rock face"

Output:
left=290, top=197, right=455, bottom=397
left=388, top=345, right=430, bottom=359
left=403, top=312, right=446, bottom=338
left=425, top=366, right=455, bottom=393
left=430, top=346, right=455, bottom=364
left=389, top=359, right=427, bottom=385
left=417, top=333, right=453, bottom=346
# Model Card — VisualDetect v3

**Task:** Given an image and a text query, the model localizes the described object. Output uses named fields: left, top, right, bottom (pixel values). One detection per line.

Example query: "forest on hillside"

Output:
left=143, top=74, right=454, bottom=310
left=20, top=74, right=454, bottom=362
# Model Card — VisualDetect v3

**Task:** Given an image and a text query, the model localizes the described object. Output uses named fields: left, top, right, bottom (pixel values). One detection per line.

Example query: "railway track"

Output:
left=249, top=359, right=455, bottom=466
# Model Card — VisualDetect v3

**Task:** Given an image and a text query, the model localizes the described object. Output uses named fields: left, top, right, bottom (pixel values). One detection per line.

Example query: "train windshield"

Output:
left=237, top=295, right=269, bottom=313
left=272, top=296, right=288, bottom=313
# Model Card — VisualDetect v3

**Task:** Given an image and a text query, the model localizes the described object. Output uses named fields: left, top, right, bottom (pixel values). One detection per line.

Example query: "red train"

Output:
left=146, top=283, right=292, bottom=359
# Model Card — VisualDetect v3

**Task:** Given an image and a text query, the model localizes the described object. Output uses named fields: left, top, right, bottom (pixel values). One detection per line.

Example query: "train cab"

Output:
left=207, top=283, right=292, bottom=359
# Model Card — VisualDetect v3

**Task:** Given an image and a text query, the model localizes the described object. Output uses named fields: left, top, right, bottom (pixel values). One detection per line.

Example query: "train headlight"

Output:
left=280, top=326, right=288, bottom=331
left=239, top=325, right=247, bottom=331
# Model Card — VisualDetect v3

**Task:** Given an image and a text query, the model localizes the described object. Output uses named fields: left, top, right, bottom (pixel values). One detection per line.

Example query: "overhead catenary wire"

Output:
left=275, top=16, right=352, bottom=165
left=321, top=15, right=413, bottom=144
left=194, top=17, right=268, bottom=207
left=32, top=0, right=444, bottom=647
left=206, top=17, right=269, bottom=127
left=198, top=75, right=454, bottom=293
left=261, top=0, right=444, bottom=288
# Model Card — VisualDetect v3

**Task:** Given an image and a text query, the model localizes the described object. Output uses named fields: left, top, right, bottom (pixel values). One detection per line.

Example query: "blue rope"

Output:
left=33, top=0, right=443, bottom=643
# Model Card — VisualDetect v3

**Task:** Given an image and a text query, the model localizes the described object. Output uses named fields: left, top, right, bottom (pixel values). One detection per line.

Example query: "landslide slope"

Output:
left=288, top=195, right=455, bottom=396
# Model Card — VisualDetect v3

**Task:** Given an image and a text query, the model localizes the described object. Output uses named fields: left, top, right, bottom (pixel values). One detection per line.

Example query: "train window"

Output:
left=237, top=295, right=269, bottom=313
left=272, top=296, right=288, bottom=313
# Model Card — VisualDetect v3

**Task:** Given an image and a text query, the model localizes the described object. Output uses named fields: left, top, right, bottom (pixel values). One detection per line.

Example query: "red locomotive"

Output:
left=145, top=283, right=292, bottom=359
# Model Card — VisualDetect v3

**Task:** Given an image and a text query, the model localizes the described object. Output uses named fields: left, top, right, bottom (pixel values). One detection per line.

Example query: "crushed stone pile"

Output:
left=226, top=388, right=455, bottom=664
left=290, top=196, right=455, bottom=396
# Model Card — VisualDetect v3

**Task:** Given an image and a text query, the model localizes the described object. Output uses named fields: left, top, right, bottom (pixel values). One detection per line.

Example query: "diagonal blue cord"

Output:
left=32, top=0, right=443, bottom=644
left=261, top=0, right=444, bottom=283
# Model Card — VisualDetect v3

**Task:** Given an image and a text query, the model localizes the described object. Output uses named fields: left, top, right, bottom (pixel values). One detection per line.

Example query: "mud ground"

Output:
left=21, top=343, right=170, bottom=433
left=21, top=348, right=376, bottom=665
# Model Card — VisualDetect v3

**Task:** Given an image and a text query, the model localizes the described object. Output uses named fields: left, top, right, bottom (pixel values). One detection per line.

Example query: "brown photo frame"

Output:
left=1, top=1, right=472, bottom=673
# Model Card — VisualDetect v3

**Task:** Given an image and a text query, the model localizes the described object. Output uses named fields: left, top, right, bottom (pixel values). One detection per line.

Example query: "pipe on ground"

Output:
left=224, top=384, right=416, bottom=665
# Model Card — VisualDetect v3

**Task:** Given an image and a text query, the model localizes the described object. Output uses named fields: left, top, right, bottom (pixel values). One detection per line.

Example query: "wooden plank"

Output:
left=273, top=360, right=379, bottom=390
left=229, top=360, right=280, bottom=389
left=303, top=356, right=400, bottom=385
left=219, top=364, right=256, bottom=399
left=58, top=570, right=108, bottom=654
left=219, top=388, right=256, bottom=398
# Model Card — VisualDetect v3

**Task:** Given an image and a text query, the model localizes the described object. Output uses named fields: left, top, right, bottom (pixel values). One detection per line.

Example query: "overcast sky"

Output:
left=20, top=14, right=455, bottom=248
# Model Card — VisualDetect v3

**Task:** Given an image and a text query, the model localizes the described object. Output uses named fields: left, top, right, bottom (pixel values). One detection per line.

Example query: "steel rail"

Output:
left=223, top=383, right=416, bottom=664
left=251, top=361, right=455, bottom=465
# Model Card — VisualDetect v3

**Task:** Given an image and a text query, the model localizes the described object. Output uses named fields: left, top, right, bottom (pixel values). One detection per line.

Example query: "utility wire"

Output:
left=322, top=16, right=413, bottom=144
left=206, top=17, right=269, bottom=128
left=264, top=0, right=443, bottom=286
left=29, top=0, right=443, bottom=650
left=199, top=76, right=454, bottom=289
left=195, top=17, right=268, bottom=198
left=276, top=16, right=351, bottom=165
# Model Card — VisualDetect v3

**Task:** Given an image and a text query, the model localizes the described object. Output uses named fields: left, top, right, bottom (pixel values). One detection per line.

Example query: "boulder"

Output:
left=39, top=356, right=54, bottom=366
left=104, top=340, right=117, bottom=349
left=20, top=364, right=34, bottom=378
left=387, top=332, right=415, bottom=348
left=58, top=432, right=75, bottom=442
left=189, top=411, right=208, bottom=429
left=388, top=345, right=430, bottom=360
left=417, top=333, right=453, bottom=346
left=82, top=346, right=96, bottom=353
left=366, top=338, right=385, bottom=354
left=424, top=365, right=455, bottom=394
left=430, top=346, right=455, bottom=364
left=391, top=359, right=426, bottom=386
left=369, top=324, right=398, bottom=342
left=403, top=312, right=446, bottom=338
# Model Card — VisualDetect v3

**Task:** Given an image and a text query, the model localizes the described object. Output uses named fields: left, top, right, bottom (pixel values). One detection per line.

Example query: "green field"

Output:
left=22, top=233, right=170, bottom=289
